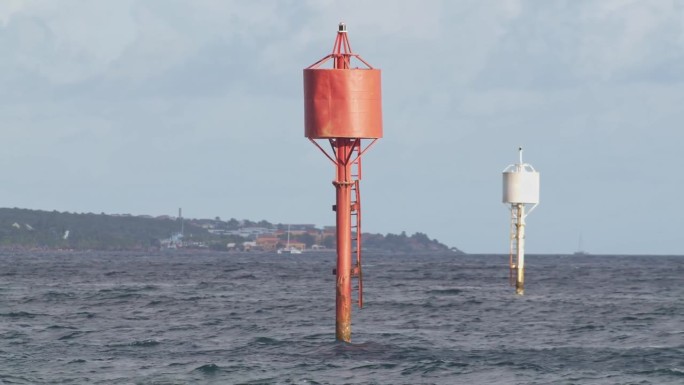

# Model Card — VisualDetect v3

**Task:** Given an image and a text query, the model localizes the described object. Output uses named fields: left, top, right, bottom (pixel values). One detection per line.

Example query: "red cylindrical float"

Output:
left=304, top=69, right=383, bottom=139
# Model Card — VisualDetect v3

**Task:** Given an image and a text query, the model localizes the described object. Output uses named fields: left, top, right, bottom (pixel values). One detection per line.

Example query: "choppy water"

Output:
left=1, top=251, right=682, bottom=384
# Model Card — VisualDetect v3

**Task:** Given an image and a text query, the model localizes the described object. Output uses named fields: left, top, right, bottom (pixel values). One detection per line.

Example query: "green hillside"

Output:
left=0, top=208, right=203, bottom=250
left=0, top=207, right=462, bottom=253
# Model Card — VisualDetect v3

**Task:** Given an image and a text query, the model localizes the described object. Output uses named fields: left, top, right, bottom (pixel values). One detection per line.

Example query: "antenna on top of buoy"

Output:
left=303, top=24, right=382, bottom=342
left=502, top=147, right=540, bottom=295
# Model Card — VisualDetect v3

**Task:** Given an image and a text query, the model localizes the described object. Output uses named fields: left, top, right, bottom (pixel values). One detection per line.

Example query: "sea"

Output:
left=1, top=251, right=682, bottom=384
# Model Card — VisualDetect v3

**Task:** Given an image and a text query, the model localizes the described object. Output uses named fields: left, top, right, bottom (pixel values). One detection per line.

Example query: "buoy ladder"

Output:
left=509, top=204, right=519, bottom=286
left=350, top=141, right=363, bottom=308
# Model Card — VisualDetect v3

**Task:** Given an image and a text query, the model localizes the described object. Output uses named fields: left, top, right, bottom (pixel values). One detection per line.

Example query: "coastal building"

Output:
left=255, top=235, right=280, bottom=251
left=226, top=227, right=273, bottom=239
left=242, top=241, right=257, bottom=251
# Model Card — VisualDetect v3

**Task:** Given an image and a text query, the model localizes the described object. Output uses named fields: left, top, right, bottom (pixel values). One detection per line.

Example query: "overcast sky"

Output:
left=1, top=0, right=683, bottom=254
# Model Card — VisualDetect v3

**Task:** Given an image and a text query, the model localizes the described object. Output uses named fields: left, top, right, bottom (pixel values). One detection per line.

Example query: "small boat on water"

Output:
left=573, top=234, right=589, bottom=256
left=276, top=224, right=303, bottom=254
left=277, top=245, right=303, bottom=254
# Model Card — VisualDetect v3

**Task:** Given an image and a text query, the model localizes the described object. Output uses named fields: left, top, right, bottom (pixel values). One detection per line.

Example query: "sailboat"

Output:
left=277, top=225, right=303, bottom=254
left=573, top=234, right=589, bottom=256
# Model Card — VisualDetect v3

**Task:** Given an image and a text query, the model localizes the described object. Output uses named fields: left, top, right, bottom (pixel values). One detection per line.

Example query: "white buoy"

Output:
left=502, top=147, right=540, bottom=295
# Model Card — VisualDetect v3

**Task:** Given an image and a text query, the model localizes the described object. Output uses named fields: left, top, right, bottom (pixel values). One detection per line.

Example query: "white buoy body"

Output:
left=503, top=171, right=539, bottom=204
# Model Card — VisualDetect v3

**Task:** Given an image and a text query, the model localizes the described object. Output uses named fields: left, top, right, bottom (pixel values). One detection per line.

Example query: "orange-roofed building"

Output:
left=256, top=235, right=280, bottom=251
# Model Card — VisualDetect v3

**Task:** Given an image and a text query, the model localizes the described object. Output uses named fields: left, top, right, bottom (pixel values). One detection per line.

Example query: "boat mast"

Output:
left=286, top=224, right=291, bottom=247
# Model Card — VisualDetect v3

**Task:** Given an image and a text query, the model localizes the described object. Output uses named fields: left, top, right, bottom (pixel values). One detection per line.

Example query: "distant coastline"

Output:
left=0, top=207, right=463, bottom=254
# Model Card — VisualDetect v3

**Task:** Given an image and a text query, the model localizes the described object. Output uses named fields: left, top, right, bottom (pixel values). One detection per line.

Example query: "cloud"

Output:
left=470, top=1, right=684, bottom=90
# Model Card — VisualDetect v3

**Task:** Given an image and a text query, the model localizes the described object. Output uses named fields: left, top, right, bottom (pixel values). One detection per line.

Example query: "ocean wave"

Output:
left=130, top=339, right=161, bottom=347
left=192, top=363, right=221, bottom=375
left=0, top=311, right=41, bottom=318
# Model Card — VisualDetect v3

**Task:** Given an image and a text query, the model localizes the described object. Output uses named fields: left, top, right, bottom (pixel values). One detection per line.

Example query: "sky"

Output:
left=1, top=0, right=683, bottom=255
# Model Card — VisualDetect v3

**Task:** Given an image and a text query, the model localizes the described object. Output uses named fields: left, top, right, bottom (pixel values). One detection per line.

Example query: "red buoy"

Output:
left=304, top=23, right=383, bottom=342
